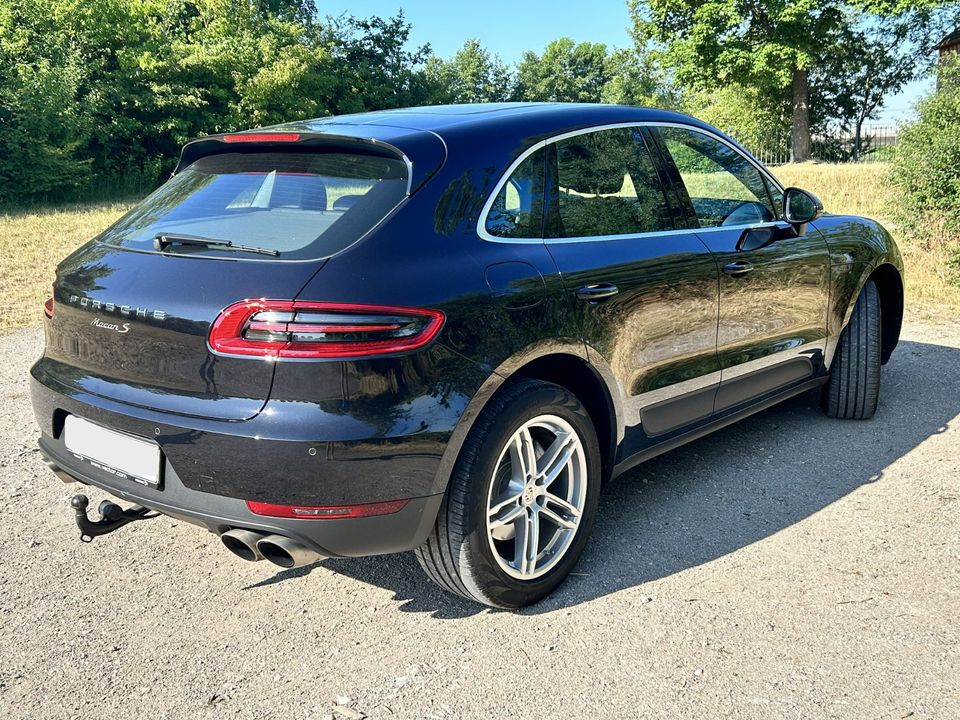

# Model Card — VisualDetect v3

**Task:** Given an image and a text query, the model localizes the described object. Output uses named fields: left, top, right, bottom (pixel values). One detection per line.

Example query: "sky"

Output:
left=320, top=0, right=928, bottom=123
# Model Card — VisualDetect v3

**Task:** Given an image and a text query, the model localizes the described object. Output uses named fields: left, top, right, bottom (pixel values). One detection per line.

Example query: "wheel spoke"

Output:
left=539, top=505, right=577, bottom=531
left=544, top=492, right=582, bottom=519
left=514, top=508, right=539, bottom=576
left=488, top=500, right=525, bottom=530
left=511, top=426, right=538, bottom=481
left=488, top=488, right=524, bottom=517
left=537, top=434, right=576, bottom=487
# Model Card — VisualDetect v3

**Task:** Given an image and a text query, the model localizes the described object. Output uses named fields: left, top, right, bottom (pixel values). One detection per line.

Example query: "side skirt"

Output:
left=612, top=376, right=828, bottom=479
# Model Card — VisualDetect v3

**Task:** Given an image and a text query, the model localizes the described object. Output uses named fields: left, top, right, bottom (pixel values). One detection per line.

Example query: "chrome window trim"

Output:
left=533, top=220, right=787, bottom=245
left=477, top=139, right=548, bottom=244
left=476, top=120, right=786, bottom=244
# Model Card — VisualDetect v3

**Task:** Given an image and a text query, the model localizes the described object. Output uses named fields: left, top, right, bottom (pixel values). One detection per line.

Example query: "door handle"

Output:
left=576, top=283, right=619, bottom=302
left=722, top=261, right=754, bottom=278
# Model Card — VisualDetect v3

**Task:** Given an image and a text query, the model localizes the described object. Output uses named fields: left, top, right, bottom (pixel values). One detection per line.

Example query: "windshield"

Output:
left=98, top=150, right=409, bottom=260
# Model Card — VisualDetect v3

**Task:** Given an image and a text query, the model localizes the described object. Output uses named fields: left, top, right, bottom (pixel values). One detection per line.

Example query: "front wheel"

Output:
left=823, top=279, right=882, bottom=419
left=415, top=380, right=601, bottom=608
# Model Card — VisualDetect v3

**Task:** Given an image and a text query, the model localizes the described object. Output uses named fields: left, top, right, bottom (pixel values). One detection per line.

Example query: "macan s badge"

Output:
left=89, top=317, right=130, bottom=334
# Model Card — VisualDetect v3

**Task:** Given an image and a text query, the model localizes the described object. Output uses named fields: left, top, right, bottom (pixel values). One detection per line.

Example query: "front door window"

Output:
left=659, top=127, right=777, bottom=228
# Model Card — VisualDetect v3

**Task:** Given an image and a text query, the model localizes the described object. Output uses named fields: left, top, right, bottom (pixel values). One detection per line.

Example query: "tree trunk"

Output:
left=853, top=116, right=864, bottom=162
left=791, top=68, right=812, bottom=163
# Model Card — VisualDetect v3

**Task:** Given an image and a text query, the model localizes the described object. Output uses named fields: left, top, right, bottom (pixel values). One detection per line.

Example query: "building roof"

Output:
left=937, top=28, right=960, bottom=50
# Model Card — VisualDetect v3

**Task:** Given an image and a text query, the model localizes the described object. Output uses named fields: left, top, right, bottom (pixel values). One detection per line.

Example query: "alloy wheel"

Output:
left=485, top=414, right=588, bottom=580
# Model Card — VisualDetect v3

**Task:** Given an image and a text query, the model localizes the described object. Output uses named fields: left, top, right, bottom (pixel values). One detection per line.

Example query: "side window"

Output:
left=484, top=148, right=545, bottom=238
left=658, top=127, right=777, bottom=228
left=551, top=127, right=674, bottom=238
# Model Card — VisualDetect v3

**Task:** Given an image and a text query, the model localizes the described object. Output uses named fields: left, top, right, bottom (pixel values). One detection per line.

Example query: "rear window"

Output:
left=98, top=150, right=409, bottom=260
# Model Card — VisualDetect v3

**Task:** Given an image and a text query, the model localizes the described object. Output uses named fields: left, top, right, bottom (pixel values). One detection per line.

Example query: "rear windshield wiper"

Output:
left=154, top=233, right=280, bottom=257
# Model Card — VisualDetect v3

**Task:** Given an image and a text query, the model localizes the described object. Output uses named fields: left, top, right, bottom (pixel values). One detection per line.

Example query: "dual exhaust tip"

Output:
left=220, top=528, right=321, bottom=568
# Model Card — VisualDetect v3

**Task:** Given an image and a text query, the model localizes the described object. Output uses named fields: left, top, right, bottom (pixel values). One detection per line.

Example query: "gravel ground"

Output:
left=0, top=322, right=958, bottom=720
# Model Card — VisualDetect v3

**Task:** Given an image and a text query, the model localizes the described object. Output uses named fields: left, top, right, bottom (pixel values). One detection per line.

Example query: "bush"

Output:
left=892, top=57, right=960, bottom=239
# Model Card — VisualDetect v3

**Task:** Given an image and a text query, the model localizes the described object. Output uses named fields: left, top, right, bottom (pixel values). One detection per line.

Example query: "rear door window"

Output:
left=98, top=150, right=408, bottom=260
left=548, top=127, right=674, bottom=238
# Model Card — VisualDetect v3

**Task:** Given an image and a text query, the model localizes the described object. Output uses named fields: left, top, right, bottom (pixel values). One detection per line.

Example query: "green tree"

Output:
left=513, top=38, right=610, bottom=103
left=813, top=5, right=959, bottom=159
left=630, top=0, right=955, bottom=161
left=0, top=0, right=337, bottom=197
left=324, top=12, right=433, bottom=114
left=682, top=84, right=791, bottom=161
left=601, top=47, right=679, bottom=107
left=0, top=1, right=433, bottom=203
left=0, top=0, right=92, bottom=200
left=423, top=39, right=511, bottom=103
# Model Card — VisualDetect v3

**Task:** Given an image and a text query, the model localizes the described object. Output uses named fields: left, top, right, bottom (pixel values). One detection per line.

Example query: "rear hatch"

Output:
left=43, top=134, right=421, bottom=421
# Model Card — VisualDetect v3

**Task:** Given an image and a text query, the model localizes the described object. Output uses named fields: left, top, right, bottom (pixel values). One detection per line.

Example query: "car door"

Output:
left=651, top=126, right=831, bottom=413
left=541, top=125, right=721, bottom=458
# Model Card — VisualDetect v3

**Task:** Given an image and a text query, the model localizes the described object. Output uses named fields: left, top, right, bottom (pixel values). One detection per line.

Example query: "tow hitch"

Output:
left=70, top=494, right=158, bottom=543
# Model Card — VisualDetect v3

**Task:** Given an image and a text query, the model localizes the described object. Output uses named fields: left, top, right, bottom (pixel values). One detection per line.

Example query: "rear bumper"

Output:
left=30, top=359, right=456, bottom=557
left=37, top=433, right=443, bottom=558
left=30, top=355, right=472, bottom=505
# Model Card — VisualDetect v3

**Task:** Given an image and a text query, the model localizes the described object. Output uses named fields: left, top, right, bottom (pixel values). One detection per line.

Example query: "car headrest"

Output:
left=270, top=174, right=327, bottom=212
left=332, top=194, right=362, bottom=211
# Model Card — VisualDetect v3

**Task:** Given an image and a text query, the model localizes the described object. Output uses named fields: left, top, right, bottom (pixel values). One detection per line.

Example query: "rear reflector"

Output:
left=208, top=300, right=445, bottom=359
left=223, top=133, right=301, bottom=143
left=43, top=287, right=54, bottom=319
left=246, top=498, right=409, bottom=519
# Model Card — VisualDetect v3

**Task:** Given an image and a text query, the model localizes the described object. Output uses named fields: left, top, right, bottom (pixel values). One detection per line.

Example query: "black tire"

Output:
left=415, top=379, right=601, bottom=608
left=822, top=279, right=882, bottom=419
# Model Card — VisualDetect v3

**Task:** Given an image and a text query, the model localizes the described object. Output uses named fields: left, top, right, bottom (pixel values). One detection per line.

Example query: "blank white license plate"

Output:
left=63, top=415, right=161, bottom=487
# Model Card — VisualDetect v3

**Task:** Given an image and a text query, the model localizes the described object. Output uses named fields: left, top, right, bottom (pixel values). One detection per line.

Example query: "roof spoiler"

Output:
left=174, top=127, right=446, bottom=194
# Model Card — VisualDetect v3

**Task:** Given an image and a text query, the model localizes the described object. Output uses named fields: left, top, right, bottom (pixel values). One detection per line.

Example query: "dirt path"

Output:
left=1, top=323, right=957, bottom=719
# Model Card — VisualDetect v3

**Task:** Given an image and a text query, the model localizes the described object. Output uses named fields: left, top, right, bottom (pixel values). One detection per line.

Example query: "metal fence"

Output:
left=742, top=124, right=900, bottom=166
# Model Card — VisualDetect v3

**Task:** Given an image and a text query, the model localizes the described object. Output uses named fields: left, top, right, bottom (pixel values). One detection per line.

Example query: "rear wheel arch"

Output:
left=431, top=347, right=621, bottom=499
left=511, top=354, right=619, bottom=482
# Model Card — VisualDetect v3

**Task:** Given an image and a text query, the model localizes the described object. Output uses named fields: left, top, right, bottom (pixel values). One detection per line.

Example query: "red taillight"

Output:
left=222, top=133, right=301, bottom=143
left=246, top=498, right=409, bottom=519
left=43, top=288, right=54, bottom=319
left=208, top=300, right=445, bottom=359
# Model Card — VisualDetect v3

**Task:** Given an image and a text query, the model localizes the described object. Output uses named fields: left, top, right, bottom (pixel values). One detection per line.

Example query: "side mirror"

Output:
left=782, top=187, right=823, bottom=226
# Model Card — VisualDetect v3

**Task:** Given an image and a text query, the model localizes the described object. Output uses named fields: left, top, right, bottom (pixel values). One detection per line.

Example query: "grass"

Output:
left=773, top=163, right=960, bottom=319
left=0, top=200, right=136, bottom=334
left=773, top=163, right=894, bottom=229
left=0, top=163, right=956, bottom=334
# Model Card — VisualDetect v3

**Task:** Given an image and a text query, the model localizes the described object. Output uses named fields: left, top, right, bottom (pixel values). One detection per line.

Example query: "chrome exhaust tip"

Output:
left=256, top=534, right=321, bottom=569
left=221, top=528, right=267, bottom=562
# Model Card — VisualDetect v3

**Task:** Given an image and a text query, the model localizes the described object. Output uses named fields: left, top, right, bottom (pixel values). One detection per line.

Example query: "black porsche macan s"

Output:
left=31, top=103, right=904, bottom=608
